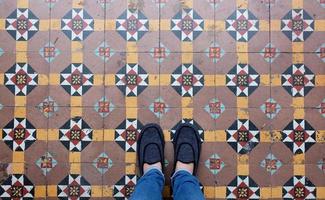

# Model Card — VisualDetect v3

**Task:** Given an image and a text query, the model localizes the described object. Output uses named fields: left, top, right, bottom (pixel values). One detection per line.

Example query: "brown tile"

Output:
left=304, top=32, right=325, bottom=53
left=159, top=52, right=182, bottom=74
left=25, top=140, right=47, bottom=185
left=0, top=1, right=17, bottom=18
left=305, top=164, right=325, bottom=186
left=28, top=30, right=50, bottom=52
left=103, top=108, right=126, bottom=129
left=102, top=161, right=126, bottom=186
left=270, top=164, right=293, bottom=187
left=215, top=108, right=237, bottom=130
left=103, top=141, right=126, bottom=164
left=81, top=141, right=104, bottom=163
left=270, top=86, right=293, bottom=109
left=46, top=162, right=70, bottom=185
left=0, top=52, right=16, bottom=73
left=193, top=106, right=216, bottom=131
left=214, top=142, right=237, bottom=186
left=137, top=108, right=159, bottom=125
left=137, top=86, right=160, bottom=108
left=159, top=31, right=181, bottom=52
left=160, top=86, right=183, bottom=108
left=249, top=143, right=272, bottom=187
left=104, top=86, right=126, bottom=108
left=159, top=108, right=182, bottom=131
left=104, top=52, right=127, bottom=74
left=81, top=163, right=103, bottom=186
left=26, top=106, right=48, bottom=129
left=0, top=86, right=15, bottom=107
left=271, top=140, right=294, bottom=164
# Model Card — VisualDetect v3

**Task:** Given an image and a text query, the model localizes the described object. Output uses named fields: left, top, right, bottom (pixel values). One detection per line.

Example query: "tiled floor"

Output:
left=0, top=0, right=325, bottom=199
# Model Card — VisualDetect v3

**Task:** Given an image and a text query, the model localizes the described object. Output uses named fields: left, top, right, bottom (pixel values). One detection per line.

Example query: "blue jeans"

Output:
left=130, top=168, right=205, bottom=200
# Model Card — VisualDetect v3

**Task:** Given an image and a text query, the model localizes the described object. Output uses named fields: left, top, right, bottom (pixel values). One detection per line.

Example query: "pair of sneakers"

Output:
left=137, top=123, right=202, bottom=176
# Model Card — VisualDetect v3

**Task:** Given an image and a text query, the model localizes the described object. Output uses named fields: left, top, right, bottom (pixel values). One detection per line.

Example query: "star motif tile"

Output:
left=171, top=64, right=204, bottom=97
left=226, top=119, right=260, bottom=154
left=59, top=117, right=93, bottom=152
left=283, top=176, right=316, bottom=199
left=60, top=63, right=94, bottom=96
left=116, top=9, right=149, bottom=41
left=204, top=98, right=225, bottom=119
left=226, top=175, right=260, bottom=199
left=0, top=174, right=34, bottom=199
left=39, top=42, right=61, bottom=63
left=113, top=174, right=137, bottom=199
left=205, top=154, right=225, bottom=175
left=281, top=64, right=315, bottom=97
left=92, top=153, right=113, bottom=174
left=57, top=174, right=92, bottom=199
left=170, top=119, right=204, bottom=142
left=37, top=96, right=59, bottom=118
left=152, top=0, right=168, bottom=8
left=281, top=9, right=314, bottom=42
left=150, top=43, right=170, bottom=63
left=260, top=98, right=281, bottom=119
left=97, top=0, right=114, bottom=9
left=259, top=43, right=280, bottom=63
left=225, top=9, right=259, bottom=42
left=317, top=158, right=325, bottom=173
left=281, top=119, right=316, bottom=154
left=149, top=97, right=170, bottom=118
left=171, top=8, right=204, bottom=41
left=94, top=41, right=115, bottom=62
left=115, top=63, right=149, bottom=97
left=35, top=152, right=57, bottom=176
left=205, top=42, right=225, bottom=63
left=115, top=118, right=143, bottom=152
left=316, top=43, right=325, bottom=63
left=4, top=63, right=38, bottom=96
left=2, top=118, right=37, bottom=151
left=5, top=8, right=39, bottom=41
left=260, top=153, right=282, bottom=175
left=61, top=8, right=94, bottom=41
left=317, top=98, right=325, bottom=118
left=226, top=64, right=260, bottom=97
left=94, top=97, right=115, bottom=118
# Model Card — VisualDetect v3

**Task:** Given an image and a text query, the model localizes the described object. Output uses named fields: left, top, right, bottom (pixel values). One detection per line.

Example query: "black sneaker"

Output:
left=137, top=123, right=165, bottom=176
left=172, top=123, right=202, bottom=176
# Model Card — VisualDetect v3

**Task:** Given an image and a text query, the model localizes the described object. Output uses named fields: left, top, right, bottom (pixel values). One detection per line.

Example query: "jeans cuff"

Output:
left=171, top=169, right=192, bottom=180
left=144, top=167, right=165, bottom=178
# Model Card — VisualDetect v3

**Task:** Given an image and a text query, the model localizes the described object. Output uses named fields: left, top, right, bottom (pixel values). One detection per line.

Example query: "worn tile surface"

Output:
left=0, top=0, right=324, bottom=199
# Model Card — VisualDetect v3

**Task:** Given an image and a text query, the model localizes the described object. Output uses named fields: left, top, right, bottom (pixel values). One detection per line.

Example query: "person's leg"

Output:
left=172, top=123, right=205, bottom=200
left=130, top=166, right=164, bottom=200
left=131, top=124, right=165, bottom=200
left=172, top=169, right=205, bottom=200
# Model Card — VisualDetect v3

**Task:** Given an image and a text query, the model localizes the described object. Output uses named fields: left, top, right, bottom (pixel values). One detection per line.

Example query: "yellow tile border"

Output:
left=34, top=186, right=46, bottom=198
left=317, top=187, right=325, bottom=198
left=125, top=152, right=136, bottom=163
left=17, top=0, right=29, bottom=8
left=260, top=187, right=272, bottom=199
left=14, top=106, right=26, bottom=118
left=12, top=163, right=25, bottom=174
left=47, top=185, right=57, bottom=197
left=237, top=154, right=249, bottom=175
left=292, top=0, right=304, bottom=8
left=215, top=186, right=226, bottom=198
left=315, top=20, right=325, bottom=31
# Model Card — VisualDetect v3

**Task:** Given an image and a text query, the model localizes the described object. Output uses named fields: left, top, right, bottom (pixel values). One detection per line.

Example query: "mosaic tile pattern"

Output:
left=0, top=0, right=324, bottom=199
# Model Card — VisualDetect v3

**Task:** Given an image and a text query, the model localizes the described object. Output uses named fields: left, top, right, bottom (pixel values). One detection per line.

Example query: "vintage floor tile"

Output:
left=159, top=108, right=182, bottom=132
left=305, top=164, right=325, bottom=186
left=249, top=142, right=272, bottom=187
left=25, top=141, right=48, bottom=185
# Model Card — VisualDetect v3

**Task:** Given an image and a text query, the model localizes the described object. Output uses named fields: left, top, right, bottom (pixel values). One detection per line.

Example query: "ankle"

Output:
left=175, top=161, right=194, bottom=174
left=143, top=162, right=162, bottom=174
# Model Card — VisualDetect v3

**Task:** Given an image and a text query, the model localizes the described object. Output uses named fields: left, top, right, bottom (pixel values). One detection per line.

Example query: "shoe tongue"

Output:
left=144, top=144, right=161, bottom=164
left=177, top=144, right=194, bottom=163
